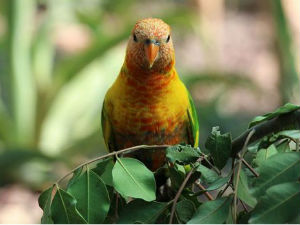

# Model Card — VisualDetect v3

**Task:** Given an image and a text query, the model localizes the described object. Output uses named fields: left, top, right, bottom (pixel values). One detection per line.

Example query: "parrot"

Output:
left=101, top=18, right=199, bottom=171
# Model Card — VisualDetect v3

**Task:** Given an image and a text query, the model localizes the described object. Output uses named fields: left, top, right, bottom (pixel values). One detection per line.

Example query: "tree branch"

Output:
left=56, top=144, right=170, bottom=184
left=231, top=109, right=300, bottom=156
left=195, top=181, right=214, bottom=200
left=241, top=158, right=259, bottom=177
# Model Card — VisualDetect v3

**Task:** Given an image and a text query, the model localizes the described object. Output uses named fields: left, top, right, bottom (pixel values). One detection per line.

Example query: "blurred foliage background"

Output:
left=0, top=0, right=299, bottom=222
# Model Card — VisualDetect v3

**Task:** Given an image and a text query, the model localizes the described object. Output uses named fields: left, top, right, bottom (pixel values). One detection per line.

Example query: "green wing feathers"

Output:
left=101, top=101, right=116, bottom=152
left=187, top=91, right=200, bottom=147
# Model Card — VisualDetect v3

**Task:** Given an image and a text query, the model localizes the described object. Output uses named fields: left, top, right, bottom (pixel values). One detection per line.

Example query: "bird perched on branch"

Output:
left=101, top=18, right=199, bottom=171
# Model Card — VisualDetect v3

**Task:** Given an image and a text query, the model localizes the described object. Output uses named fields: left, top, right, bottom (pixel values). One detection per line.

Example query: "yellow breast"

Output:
left=104, top=68, right=189, bottom=134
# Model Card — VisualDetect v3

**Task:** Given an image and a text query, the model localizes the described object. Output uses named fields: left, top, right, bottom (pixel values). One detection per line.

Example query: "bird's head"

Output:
left=125, top=18, right=175, bottom=75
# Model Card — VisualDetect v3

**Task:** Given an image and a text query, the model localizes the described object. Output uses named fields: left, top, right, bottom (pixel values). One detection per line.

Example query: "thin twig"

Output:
left=240, top=199, right=249, bottom=213
left=217, top=162, right=237, bottom=198
left=56, top=144, right=170, bottom=184
left=200, top=152, right=221, bottom=175
left=169, top=157, right=203, bottom=224
left=280, top=134, right=298, bottom=144
left=219, top=179, right=232, bottom=197
left=233, top=129, right=255, bottom=223
left=195, top=182, right=214, bottom=200
left=241, top=158, right=259, bottom=177
left=219, top=159, right=236, bottom=198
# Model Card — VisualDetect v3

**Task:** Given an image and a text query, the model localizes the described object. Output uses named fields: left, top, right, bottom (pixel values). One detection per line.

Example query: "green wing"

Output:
left=101, top=100, right=117, bottom=152
left=186, top=90, right=200, bottom=147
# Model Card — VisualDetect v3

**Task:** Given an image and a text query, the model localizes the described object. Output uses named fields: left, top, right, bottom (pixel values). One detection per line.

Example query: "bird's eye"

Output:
left=133, top=34, right=138, bottom=42
left=166, top=35, right=170, bottom=43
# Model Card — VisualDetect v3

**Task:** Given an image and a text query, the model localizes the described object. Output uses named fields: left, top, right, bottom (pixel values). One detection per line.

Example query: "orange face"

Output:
left=125, top=18, right=175, bottom=76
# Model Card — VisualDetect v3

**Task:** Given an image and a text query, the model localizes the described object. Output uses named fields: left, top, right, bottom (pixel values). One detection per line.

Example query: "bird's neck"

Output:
left=120, top=63, right=177, bottom=91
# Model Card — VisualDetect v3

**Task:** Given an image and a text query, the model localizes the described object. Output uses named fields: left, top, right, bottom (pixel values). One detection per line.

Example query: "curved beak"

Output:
left=144, top=42, right=159, bottom=69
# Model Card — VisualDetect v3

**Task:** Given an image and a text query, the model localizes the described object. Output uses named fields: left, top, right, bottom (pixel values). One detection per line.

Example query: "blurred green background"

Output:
left=0, top=0, right=299, bottom=222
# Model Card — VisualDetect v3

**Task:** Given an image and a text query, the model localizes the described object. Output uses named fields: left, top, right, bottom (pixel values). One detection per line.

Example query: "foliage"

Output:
left=39, top=104, right=300, bottom=224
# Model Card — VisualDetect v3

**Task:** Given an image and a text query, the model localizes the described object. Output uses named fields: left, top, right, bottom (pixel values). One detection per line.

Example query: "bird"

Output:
left=101, top=18, right=199, bottom=171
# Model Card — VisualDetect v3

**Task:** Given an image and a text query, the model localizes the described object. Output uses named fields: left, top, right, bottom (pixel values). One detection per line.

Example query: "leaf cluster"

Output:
left=39, top=103, right=300, bottom=224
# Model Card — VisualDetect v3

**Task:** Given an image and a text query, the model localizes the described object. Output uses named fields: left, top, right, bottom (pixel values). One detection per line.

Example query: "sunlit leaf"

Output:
left=112, top=157, right=156, bottom=201
left=67, top=168, right=110, bottom=223
left=51, top=187, right=87, bottom=224
left=249, top=182, right=300, bottom=224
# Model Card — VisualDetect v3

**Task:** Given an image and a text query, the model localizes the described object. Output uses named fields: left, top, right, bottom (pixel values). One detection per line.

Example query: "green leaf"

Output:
left=104, top=190, right=126, bottom=224
left=118, top=199, right=167, bottom=224
left=233, top=169, right=257, bottom=208
left=237, top=211, right=252, bottom=224
left=206, top=175, right=230, bottom=191
left=92, top=158, right=114, bottom=186
left=51, top=187, right=87, bottom=224
left=188, top=196, right=232, bottom=224
left=253, top=144, right=278, bottom=167
left=226, top=203, right=234, bottom=224
left=249, top=182, right=300, bottom=223
left=276, top=139, right=290, bottom=152
left=112, top=157, right=156, bottom=201
left=166, top=144, right=201, bottom=165
left=176, top=200, right=196, bottom=223
left=169, top=163, right=186, bottom=189
left=277, top=129, right=300, bottom=139
left=197, top=165, right=219, bottom=184
left=67, top=168, right=110, bottom=223
left=67, top=167, right=83, bottom=190
left=38, top=186, right=54, bottom=224
left=249, top=103, right=300, bottom=128
left=290, top=214, right=300, bottom=224
left=252, top=152, right=300, bottom=197
left=205, top=127, right=232, bottom=169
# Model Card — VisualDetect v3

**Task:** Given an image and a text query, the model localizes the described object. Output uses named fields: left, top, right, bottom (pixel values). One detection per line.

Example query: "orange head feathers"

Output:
left=125, top=18, right=175, bottom=76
